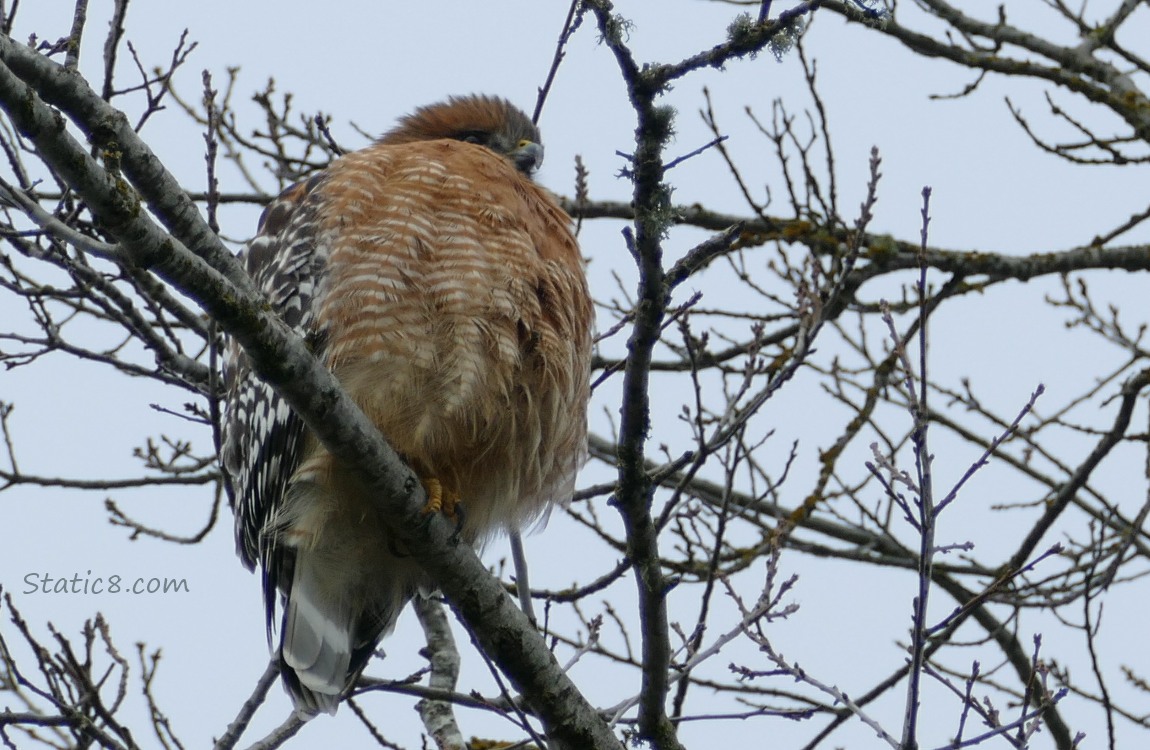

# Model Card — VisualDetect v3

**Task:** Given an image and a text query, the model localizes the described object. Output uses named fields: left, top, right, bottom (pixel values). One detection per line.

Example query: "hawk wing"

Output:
left=221, top=172, right=331, bottom=629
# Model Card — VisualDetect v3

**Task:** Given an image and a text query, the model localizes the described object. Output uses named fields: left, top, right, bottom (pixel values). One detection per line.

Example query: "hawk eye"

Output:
left=457, top=131, right=486, bottom=145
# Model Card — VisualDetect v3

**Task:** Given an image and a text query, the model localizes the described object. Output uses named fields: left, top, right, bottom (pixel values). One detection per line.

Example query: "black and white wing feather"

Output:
left=221, top=172, right=331, bottom=625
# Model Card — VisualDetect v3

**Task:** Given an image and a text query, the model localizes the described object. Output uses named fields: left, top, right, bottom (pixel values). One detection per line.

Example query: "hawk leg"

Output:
left=420, top=477, right=462, bottom=523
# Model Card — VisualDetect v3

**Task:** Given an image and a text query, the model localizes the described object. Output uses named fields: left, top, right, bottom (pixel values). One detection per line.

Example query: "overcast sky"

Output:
left=3, top=1, right=1150, bottom=748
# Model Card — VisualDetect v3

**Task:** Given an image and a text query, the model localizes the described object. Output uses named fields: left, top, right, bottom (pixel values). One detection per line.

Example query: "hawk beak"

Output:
left=512, top=140, right=544, bottom=174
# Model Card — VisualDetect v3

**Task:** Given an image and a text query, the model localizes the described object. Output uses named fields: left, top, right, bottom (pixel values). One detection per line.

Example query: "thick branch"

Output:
left=583, top=2, right=681, bottom=746
left=560, top=197, right=1150, bottom=278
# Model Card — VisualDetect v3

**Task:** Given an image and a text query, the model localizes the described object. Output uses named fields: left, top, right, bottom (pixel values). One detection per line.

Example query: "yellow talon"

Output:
left=420, top=477, right=461, bottom=522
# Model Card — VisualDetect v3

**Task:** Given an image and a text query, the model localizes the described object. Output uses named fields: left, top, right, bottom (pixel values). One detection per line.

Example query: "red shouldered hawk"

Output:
left=221, top=95, right=592, bottom=717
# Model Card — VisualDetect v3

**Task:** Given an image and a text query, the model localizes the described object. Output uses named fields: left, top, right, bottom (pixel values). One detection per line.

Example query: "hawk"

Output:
left=221, top=95, right=592, bottom=716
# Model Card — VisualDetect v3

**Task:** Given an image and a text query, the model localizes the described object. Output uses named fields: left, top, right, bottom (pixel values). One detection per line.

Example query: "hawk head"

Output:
left=378, top=95, right=544, bottom=176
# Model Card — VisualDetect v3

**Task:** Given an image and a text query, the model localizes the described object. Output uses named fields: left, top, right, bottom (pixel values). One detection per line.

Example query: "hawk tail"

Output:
left=280, top=552, right=352, bottom=717
left=278, top=547, right=413, bottom=718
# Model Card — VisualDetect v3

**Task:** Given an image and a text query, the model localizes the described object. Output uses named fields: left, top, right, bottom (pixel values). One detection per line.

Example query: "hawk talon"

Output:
left=420, top=477, right=444, bottom=515
left=420, top=477, right=462, bottom=525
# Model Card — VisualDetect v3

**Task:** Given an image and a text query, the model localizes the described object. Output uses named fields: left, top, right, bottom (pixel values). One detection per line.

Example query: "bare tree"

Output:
left=2, top=1, right=1148, bottom=748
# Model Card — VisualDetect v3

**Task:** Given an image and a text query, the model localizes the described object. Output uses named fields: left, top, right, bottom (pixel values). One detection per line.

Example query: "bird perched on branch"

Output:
left=221, top=95, right=592, bottom=716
